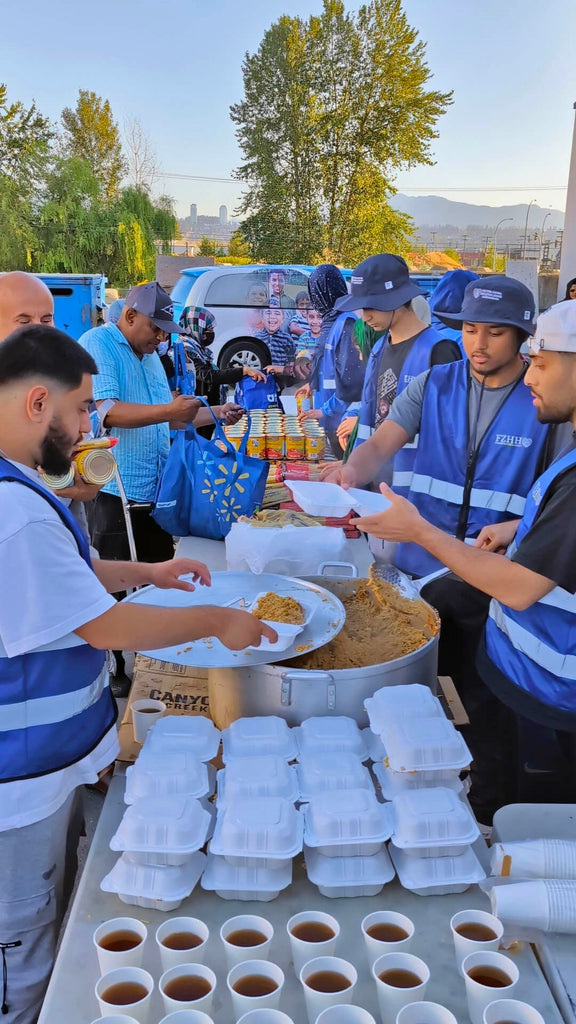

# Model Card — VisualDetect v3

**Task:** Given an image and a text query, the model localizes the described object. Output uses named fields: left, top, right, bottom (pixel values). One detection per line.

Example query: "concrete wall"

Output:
left=156, top=255, right=215, bottom=291
left=539, top=272, right=560, bottom=312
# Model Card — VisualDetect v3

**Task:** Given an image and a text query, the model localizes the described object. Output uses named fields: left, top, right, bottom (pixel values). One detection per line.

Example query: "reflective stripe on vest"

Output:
left=394, top=361, right=548, bottom=578
left=0, top=458, right=115, bottom=782
left=485, top=446, right=576, bottom=713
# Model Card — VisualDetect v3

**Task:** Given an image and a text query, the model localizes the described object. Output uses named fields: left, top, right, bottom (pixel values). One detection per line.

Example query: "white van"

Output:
left=172, top=264, right=313, bottom=370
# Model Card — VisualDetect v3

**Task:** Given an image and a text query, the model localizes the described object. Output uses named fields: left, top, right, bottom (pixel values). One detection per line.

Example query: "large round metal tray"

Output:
left=121, top=571, right=346, bottom=668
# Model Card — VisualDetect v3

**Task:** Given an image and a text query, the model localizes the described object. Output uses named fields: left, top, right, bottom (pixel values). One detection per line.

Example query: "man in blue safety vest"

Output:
left=352, top=300, right=576, bottom=823
left=325, top=276, right=553, bottom=579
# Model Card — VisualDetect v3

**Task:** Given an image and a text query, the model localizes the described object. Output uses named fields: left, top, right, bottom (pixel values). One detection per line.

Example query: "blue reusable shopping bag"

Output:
left=171, top=339, right=196, bottom=395
left=153, top=400, right=268, bottom=540
left=234, top=372, right=281, bottom=410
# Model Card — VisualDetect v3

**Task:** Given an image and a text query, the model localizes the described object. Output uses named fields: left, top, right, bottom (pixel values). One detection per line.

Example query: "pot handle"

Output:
left=317, top=561, right=358, bottom=578
left=280, top=670, right=336, bottom=709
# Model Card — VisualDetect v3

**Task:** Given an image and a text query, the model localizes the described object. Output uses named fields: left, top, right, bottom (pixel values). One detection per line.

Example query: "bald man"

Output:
left=0, top=271, right=55, bottom=338
left=0, top=272, right=100, bottom=508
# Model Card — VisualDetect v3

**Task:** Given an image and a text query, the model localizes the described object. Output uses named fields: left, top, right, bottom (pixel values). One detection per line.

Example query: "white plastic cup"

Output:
left=287, top=911, right=340, bottom=976
left=132, top=698, right=166, bottom=743
left=90, top=1017, right=141, bottom=1024
left=450, top=910, right=503, bottom=975
left=93, top=917, right=147, bottom=975
left=236, top=1012, right=295, bottom=1024
left=371, top=952, right=430, bottom=1024
left=159, top=964, right=217, bottom=1016
left=361, top=911, right=414, bottom=968
left=227, top=959, right=285, bottom=1018
left=315, top=1006, right=377, bottom=1023
left=220, top=915, right=274, bottom=969
left=483, top=998, right=545, bottom=1024
left=94, top=967, right=154, bottom=1024
left=299, top=956, right=358, bottom=1024
left=156, top=917, right=209, bottom=971
left=396, top=1002, right=458, bottom=1023
left=462, top=951, right=520, bottom=1024
left=158, top=1012, right=215, bottom=1024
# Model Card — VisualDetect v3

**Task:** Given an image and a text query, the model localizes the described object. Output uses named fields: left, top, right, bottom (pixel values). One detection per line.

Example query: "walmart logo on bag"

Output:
left=202, top=460, right=251, bottom=523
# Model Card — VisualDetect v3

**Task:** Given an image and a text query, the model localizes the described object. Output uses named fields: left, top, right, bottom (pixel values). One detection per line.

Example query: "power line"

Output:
left=157, top=171, right=568, bottom=192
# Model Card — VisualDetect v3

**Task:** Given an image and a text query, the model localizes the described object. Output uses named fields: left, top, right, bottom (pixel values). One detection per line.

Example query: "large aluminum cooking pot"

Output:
left=208, top=575, right=439, bottom=728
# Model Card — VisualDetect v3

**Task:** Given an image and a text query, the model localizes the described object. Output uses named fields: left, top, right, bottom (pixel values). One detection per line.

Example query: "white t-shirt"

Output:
left=0, top=460, right=119, bottom=830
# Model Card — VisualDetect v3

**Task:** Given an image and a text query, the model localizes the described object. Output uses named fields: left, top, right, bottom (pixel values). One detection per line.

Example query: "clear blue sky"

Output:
left=1, top=0, right=574, bottom=219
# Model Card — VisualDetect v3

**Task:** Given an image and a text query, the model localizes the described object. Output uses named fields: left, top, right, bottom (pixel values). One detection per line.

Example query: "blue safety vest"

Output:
left=315, top=313, right=359, bottom=430
left=0, top=459, right=116, bottom=783
left=484, top=447, right=576, bottom=714
left=394, top=361, right=549, bottom=577
left=354, top=326, right=445, bottom=497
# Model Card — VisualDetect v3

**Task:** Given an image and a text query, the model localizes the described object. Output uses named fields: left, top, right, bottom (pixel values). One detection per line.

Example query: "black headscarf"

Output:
left=308, top=264, right=348, bottom=390
left=564, top=277, right=576, bottom=301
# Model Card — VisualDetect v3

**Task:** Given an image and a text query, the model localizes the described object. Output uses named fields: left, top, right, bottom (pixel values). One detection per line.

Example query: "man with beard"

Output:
left=0, top=325, right=275, bottom=1024
left=352, top=300, right=576, bottom=822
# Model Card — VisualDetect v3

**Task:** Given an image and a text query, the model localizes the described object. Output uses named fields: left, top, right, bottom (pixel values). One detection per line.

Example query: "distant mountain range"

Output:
left=390, top=194, right=564, bottom=231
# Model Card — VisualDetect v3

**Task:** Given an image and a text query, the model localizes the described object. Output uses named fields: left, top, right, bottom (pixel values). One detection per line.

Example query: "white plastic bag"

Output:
left=225, top=522, right=346, bottom=575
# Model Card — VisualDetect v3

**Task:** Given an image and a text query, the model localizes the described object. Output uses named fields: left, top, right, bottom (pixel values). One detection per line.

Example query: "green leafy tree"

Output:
left=227, top=227, right=252, bottom=259
left=61, top=89, right=126, bottom=201
left=231, top=0, right=452, bottom=264
left=198, top=236, right=225, bottom=257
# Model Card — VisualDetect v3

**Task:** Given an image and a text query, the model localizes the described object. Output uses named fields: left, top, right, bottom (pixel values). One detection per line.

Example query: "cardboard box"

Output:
left=118, top=654, right=211, bottom=763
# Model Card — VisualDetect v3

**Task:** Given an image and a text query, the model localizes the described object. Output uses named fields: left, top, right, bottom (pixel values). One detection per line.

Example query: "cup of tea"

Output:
left=361, top=911, right=414, bottom=967
left=158, top=1011, right=216, bottom=1024
left=156, top=917, right=209, bottom=970
left=462, top=951, right=520, bottom=1024
left=287, top=911, right=340, bottom=975
left=159, top=963, right=217, bottom=1016
left=236, top=1012, right=295, bottom=1024
left=483, top=998, right=545, bottom=1024
left=450, top=910, right=504, bottom=975
left=371, top=952, right=430, bottom=1024
left=299, top=956, right=358, bottom=1024
left=220, top=914, right=274, bottom=969
left=94, top=966, right=154, bottom=1024
left=93, top=917, right=148, bottom=975
left=395, top=1001, right=458, bottom=1023
left=227, top=959, right=285, bottom=1018
left=132, top=698, right=166, bottom=743
left=315, top=1006, right=377, bottom=1023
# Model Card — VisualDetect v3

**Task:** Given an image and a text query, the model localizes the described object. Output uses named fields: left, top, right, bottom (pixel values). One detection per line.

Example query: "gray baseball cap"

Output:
left=124, top=282, right=187, bottom=334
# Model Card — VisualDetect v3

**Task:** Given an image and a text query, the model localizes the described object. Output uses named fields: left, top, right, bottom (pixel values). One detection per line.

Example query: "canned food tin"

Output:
left=296, top=394, right=311, bottom=413
left=74, top=448, right=116, bottom=485
left=247, top=434, right=266, bottom=458
left=39, top=467, right=75, bottom=490
left=266, top=434, right=285, bottom=460
left=306, top=435, right=325, bottom=461
left=285, top=433, right=306, bottom=461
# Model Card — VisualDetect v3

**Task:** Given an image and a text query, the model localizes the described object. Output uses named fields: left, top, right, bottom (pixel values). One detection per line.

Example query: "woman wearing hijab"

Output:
left=179, top=305, right=266, bottom=408
left=564, top=277, right=576, bottom=301
left=297, top=264, right=363, bottom=457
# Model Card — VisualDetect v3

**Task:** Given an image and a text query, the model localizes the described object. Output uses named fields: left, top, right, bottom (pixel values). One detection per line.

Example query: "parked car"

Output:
left=171, top=264, right=444, bottom=370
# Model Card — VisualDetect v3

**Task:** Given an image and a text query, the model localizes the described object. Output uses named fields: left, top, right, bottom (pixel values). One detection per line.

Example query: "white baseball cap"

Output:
left=529, top=300, right=576, bottom=354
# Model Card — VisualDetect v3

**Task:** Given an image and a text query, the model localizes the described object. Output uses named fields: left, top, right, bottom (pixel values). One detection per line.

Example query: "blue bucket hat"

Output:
left=334, top=254, right=423, bottom=313
left=437, top=274, right=536, bottom=336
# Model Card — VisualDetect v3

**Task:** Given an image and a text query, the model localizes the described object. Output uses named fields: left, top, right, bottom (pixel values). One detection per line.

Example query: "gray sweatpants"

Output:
left=0, top=789, right=84, bottom=1024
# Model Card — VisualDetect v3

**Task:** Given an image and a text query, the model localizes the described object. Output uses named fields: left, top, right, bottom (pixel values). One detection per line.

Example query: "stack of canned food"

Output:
left=224, top=411, right=326, bottom=462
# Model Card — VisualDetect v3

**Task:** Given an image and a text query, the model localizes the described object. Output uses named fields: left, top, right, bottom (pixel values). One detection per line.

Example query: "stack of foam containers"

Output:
left=364, top=684, right=486, bottom=896
left=202, top=716, right=300, bottom=901
left=101, top=716, right=220, bottom=911
left=298, top=717, right=396, bottom=898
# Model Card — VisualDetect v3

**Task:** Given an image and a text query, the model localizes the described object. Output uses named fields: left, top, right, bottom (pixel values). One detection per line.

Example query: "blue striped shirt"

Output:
left=79, top=323, right=172, bottom=502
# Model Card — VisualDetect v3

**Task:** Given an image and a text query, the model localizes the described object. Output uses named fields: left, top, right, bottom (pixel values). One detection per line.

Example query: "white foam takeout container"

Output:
left=286, top=479, right=391, bottom=519
left=391, top=787, right=480, bottom=857
left=110, top=796, right=212, bottom=866
left=221, top=716, right=297, bottom=763
left=101, top=851, right=206, bottom=911
left=144, top=715, right=221, bottom=762
left=201, top=852, right=292, bottom=901
left=377, top=716, right=472, bottom=773
left=389, top=844, right=486, bottom=896
left=303, top=788, right=394, bottom=857
left=365, top=684, right=445, bottom=735
left=294, top=716, right=368, bottom=760
left=296, top=753, right=373, bottom=802
left=372, top=761, right=463, bottom=800
left=210, top=796, right=304, bottom=868
left=304, top=844, right=396, bottom=898
left=217, top=758, right=300, bottom=806
left=124, top=750, right=214, bottom=804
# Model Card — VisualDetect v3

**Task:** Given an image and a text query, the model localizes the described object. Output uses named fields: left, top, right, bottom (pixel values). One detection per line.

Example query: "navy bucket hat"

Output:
left=335, top=254, right=423, bottom=313
left=437, top=274, right=536, bottom=336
